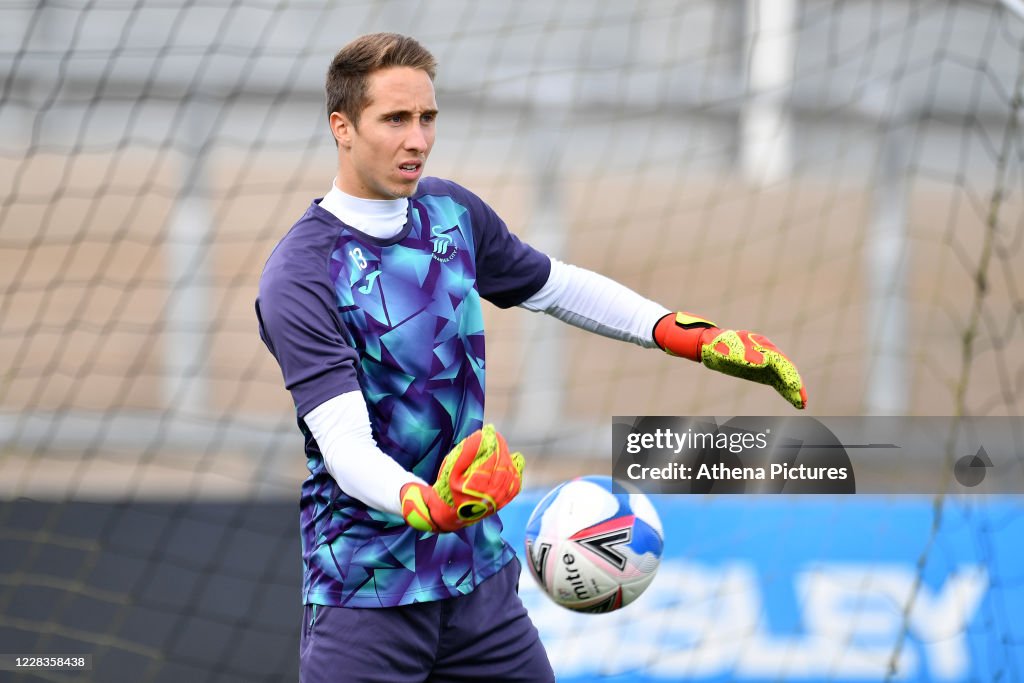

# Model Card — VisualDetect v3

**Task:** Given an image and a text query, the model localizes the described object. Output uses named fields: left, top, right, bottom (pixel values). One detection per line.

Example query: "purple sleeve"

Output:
left=448, top=182, right=551, bottom=309
left=256, top=246, right=361, bottom=418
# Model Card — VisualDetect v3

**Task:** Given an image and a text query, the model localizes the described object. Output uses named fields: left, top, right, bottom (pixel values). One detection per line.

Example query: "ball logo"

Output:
left=561, top=552, right=589, bottom=601
left=573, top=525, right=632, bottom=571
left=526, top=539, right=551, bottom=586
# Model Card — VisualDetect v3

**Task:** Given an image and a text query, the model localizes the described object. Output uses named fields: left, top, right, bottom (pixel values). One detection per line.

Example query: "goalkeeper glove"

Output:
left=653, top=312, right=808, bottom=410
left=400, top=424, right=525, bottom=533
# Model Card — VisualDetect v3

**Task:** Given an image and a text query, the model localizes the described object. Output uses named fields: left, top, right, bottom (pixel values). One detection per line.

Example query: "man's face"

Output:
left=333, top=66, right=437, bottom=200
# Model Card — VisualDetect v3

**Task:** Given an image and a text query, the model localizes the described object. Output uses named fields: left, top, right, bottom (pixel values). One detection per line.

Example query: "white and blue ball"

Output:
left=523, top=475, right=663, bottom=613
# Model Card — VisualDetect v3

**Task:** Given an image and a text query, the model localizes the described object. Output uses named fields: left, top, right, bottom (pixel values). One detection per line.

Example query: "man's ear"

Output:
left=330, top=111, right=354, bottom=148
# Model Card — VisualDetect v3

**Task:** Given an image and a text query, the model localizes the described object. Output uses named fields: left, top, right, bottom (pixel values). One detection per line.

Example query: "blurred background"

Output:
left=1, top=1, right=1022, bottom=681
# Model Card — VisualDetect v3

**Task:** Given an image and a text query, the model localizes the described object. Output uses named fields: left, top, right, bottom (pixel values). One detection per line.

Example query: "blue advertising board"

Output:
left=501, top=494, right=1023, bottom=682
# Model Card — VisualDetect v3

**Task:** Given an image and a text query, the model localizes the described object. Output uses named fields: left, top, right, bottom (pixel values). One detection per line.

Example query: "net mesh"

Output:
left=0, top=1, right=1021, bottom=681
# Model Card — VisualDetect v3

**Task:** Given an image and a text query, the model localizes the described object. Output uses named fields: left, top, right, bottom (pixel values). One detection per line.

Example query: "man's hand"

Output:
left=654, top=312, right=808, bottom=410
left=401, top=425, right=524, bottom=533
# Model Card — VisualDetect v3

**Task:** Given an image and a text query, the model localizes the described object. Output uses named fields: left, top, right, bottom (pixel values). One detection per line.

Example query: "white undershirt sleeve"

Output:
left=303, top=391, right=427, bottom=516
left=520, top=258, right=670, bottom=348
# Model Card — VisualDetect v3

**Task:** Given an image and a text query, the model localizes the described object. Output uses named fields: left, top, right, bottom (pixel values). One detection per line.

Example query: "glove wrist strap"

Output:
left=653, top=312, right=719, bottom=362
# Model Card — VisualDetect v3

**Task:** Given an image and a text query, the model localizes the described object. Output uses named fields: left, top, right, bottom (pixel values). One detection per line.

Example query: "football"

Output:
left=523, top=475, right=664, bottom=613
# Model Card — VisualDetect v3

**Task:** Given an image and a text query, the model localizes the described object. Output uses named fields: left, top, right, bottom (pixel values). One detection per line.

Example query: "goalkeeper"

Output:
left=256, top=32, right=807, bottom=683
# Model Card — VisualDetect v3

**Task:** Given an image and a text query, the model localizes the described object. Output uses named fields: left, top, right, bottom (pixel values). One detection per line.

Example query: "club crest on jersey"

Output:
left=430, top=224, right=459, bottom=263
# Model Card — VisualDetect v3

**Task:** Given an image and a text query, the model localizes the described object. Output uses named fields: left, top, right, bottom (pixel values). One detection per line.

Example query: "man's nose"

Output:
left=405, top=123, right=429, bottom=151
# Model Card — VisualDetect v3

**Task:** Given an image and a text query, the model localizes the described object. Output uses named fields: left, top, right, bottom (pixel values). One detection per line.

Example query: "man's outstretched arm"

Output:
left=520, top=258, right=807, bottom=409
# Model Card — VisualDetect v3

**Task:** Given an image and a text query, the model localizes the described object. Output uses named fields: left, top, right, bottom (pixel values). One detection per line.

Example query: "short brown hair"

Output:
left=326, top=33, right=437, bottom=126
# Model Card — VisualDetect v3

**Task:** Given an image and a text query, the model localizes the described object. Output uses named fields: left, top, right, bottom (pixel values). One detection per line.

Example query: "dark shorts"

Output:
left=299, top=559, right=555, bottom=683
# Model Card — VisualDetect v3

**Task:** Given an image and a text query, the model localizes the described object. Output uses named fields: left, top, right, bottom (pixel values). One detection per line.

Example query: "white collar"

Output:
left=319, top=180, right=408, bottom=239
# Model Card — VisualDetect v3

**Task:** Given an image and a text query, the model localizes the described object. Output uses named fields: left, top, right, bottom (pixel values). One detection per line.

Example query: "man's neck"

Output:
left=319, top=180, right=408, bottom=239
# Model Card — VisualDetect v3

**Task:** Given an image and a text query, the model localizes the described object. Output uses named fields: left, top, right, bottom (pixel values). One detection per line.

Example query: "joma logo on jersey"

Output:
left=430, top=224, right=459, bottom=263
left=356, top=270, right=380, bottom=294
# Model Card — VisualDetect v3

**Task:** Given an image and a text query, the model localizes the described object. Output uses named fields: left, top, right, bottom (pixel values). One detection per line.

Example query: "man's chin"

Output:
left=390, top=181, right=420, bottom=199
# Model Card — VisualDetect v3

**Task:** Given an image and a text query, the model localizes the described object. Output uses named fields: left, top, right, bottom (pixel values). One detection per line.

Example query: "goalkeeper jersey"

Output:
left=256, top=177, right=550, bottom=608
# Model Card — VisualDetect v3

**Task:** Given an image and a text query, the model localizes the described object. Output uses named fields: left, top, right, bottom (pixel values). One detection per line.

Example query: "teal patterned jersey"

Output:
left=257, top=178, right=550, bottom=607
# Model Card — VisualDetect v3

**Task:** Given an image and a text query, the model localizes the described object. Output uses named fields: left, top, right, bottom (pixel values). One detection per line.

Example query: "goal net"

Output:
left=1, top=1, right=1021, bottom=681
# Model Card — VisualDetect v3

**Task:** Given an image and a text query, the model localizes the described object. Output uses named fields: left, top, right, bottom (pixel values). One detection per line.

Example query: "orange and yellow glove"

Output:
left=654, top=312, right=808, bottom=410
left=400, top=424, right=525, bottom=533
